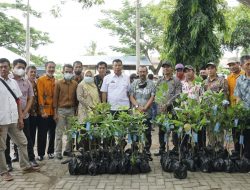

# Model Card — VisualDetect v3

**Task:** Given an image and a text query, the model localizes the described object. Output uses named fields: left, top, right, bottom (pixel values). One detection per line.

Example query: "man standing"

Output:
left=53, top=64, right=78, bottom=159
left=37, top=61, right=56, bottom=160
left=154, top=61, right=182, bottom=156
left=0, top=58, right=39, bottom=181
left=101, top=59, right=130, bottom=112
left=6, top=59, right=38, bottom=167
left=204, top=62, right=229, bottom=149
left=26, top=66, right=39, bottom=151
left=129, top=66, right=155, bottom=156
left=94, top=61, right=107, bottom=100
left=73, top=61, right=83, bottom=83
left=227, top=57, right=244, bottom=154
left=234, top=55, right=250, bottom=159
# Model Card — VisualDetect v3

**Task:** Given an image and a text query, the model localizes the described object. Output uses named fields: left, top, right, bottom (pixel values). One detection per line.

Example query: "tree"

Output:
left=97, top=0, right=171, bottom=74
left=84, top=41, right=106, bottom=55
left=222, top=4, right=250, bottom=54
left=0, top=1, right=51, bottom=64
left=163, top=0, right=226, bottom=70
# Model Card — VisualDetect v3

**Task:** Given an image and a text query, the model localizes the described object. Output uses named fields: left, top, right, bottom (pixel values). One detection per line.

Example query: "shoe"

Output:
left=63, top=151, right=72, bottom=157
left=1, top=172, right=14, bottom=181
left=144, top=150, right=153, bottom=161
left=22, top=166, right=40, bottom=173
left=37, top=156, right=44, bottom=161
left=48, top=153, right=55, bottom=159
left=11, top=156, right=19, bottom=162
left=7, top=163, right=13, bottom=172
left=56, top=153, right=63, bottom=160
left=154, top=150, right=165, bottom=156
left=30, top=160, right=39, bottom=167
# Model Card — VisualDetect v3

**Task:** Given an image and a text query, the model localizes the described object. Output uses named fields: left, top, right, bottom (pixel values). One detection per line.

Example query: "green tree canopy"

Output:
left=0, top=1, right=52, bottom=65
left=163, top=0, right=226, bottom=70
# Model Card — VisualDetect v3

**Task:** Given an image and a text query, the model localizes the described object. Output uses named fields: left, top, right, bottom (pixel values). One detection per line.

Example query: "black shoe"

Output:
left=11, top=157, right=19, bottom=162
left=63, top=151, right=72, bottom=157
left=7, top=163, right=13, bottom=172
left=48, top=153, right=55, bottom=159
left=56, top=153, right=63, bottom=160
left=30, top=160, right=39, bottom=167
left=154, top=150, right=165, bottom=156
left=37, top=156, right=44, bottom=161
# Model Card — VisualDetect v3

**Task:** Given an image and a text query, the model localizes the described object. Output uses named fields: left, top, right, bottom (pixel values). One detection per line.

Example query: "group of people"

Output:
left=0, top=55, right=249, bottom=181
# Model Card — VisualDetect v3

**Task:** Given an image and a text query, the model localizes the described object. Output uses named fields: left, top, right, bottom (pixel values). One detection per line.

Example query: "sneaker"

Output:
left=22, top=166, right=40, bottom=173
left=1, top=172, right=14, bottom=181
left=37, top=156, right=44, bottom=161
left=7, top=163, right=13, bottom=172
left=11, top=156, right=19, bottom=162
left=30, top=160, right=39, bottom=167
left=56, top=153, right=63, bottom=160
left=48, top=153, right=55, bottom=159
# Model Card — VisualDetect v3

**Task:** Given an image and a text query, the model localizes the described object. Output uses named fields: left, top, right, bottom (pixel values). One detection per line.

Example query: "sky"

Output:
left=2, top=0, right=240, bottom=64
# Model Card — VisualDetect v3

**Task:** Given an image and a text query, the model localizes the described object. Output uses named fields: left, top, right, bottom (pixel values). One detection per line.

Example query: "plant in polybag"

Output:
left=68, top=156, right=80, bottom=175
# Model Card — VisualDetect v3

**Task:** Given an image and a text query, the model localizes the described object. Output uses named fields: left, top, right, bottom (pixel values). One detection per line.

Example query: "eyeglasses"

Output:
left=176, top=68, right=184, bottom=72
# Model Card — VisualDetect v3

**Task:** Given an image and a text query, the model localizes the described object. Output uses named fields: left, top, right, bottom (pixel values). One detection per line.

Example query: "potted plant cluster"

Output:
left=156, top=84, right=250, bottom=179
left=65, top=103, right=152, bottom=175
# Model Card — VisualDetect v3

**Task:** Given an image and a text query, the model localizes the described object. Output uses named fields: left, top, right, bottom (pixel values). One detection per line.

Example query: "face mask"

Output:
left=75, top=71, right=82, bottom=75
left=84, top=76, right=94, bottom=83
left=64, top=73, right=74, bottom=80
left=13, top=68, right=25, bottom=76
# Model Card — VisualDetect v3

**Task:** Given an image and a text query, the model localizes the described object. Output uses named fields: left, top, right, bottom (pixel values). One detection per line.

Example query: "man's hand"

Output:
left=53, top=113, right=58, bottom=122
left=18, top=118, right=24, bottom=129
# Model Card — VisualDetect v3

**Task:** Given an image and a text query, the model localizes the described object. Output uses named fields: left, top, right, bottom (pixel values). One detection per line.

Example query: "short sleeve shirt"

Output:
left=129, top=79, right=156, bottom=116
left=101, top=73, right=130, bottom=111
left=234, top=75, right=250, bottom=109
left=0, top=77, right=22, bottom=125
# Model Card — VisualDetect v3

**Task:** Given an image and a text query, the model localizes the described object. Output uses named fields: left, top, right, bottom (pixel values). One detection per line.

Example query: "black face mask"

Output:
left=138, top=81, right=147, bottom=89
left=201, top=75, right=207, bottom=80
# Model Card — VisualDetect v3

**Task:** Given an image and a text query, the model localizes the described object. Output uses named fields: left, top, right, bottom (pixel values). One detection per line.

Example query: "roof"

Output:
left=80, top=56, right=152, bottom=66
left=0, top=47, right=35, bottom=65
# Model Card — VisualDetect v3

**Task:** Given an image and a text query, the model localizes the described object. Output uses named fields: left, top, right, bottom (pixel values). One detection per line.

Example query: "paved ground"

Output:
left=1, top=128, right=250, bottom=190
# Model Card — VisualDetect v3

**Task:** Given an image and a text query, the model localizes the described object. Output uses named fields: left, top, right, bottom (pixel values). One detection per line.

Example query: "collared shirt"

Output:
left=156, top=76, right=182, bottom=112
left=12, top=77, right=34, bottom=119
left=182, top=79, right=203, bottom=101
left=73, top=75, right=83, bottom=84
left=204, top=76, right=229, bottom=99
left=129, top=79, right=156, bottom=116
left=227, top=70, right=245, bottom=106
left=29, top=80, right=39, bottom=116
left=101, top=73, right=130, bottom=110
left=37, top=75, right=55, bottom=116
left=0, top=76, right=22, bottom=125
left=234, top=74, right=250, bottom=109
left=53, top=79, right=78, bottom=109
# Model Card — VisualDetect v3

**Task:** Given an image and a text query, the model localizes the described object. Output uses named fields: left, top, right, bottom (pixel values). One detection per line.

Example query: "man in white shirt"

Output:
left=101, top=59, right=130, bottom=112
left=0, top=58, right=39, bottom=181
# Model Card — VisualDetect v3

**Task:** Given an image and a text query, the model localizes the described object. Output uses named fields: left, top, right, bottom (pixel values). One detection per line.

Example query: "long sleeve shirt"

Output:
left=53, top=79, right=78, bottom=109
left=37, top=75, right=55, bottom=116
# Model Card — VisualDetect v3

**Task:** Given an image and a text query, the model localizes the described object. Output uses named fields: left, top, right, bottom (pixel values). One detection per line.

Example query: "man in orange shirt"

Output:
left=227, top=57, right=244, bottom=155
left=37, top=61, right=56, bottom=161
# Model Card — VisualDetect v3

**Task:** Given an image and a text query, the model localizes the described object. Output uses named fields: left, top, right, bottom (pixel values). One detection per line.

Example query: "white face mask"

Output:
left=13, top=68, right=25, bottom=77
left=64, top=73, right=74, bottom=80
left=84, top=76, right=94, bottom=83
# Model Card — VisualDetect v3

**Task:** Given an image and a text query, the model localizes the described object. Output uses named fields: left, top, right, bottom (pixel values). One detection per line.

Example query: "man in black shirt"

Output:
left=94, top=61, right=107, bottom=101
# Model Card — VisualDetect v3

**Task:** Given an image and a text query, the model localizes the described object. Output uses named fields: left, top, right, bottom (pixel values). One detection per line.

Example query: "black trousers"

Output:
left=243, top=129, right=250, bottom=158
left=198, top=127, right=206, bottom=149
left=29, top=115, right=38, bottom=147
left=37, top=116, right=56, bottom=156
left=144, top=118, right=152, bottom=151
left=5, top=118, right=35, bottom=161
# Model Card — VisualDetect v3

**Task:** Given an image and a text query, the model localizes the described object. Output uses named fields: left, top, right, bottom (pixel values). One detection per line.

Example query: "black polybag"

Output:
left=68, top=157, right=79, bottom=175
left=173, top=161, right=187, bottom=179
left=224, top=158, right=238, bottom=173
left=88, top=160, right=98, bottom=176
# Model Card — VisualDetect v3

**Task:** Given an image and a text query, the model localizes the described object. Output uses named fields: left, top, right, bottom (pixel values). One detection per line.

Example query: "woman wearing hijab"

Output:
left=77, top=70, right=100, bottom=124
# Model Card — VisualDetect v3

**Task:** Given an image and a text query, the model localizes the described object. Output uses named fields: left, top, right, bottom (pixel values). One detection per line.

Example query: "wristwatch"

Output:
left=135, top=105, right=139, bottom=108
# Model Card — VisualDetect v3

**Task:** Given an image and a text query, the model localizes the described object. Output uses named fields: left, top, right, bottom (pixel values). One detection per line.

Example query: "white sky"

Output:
left=1, top=0, right=240, bottom=64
